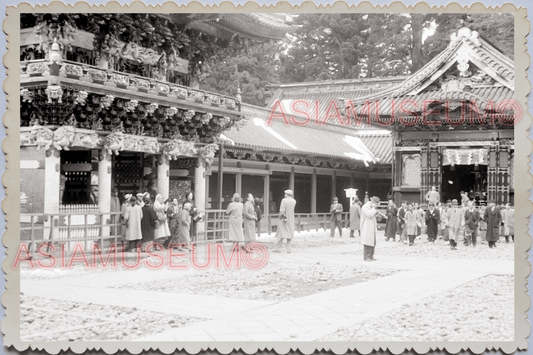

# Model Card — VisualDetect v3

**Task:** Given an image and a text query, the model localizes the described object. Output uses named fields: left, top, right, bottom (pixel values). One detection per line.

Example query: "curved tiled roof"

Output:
left=224, top=105, right=393, bottom=164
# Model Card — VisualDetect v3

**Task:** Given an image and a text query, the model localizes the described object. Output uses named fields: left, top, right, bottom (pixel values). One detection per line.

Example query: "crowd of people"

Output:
left=117, top=190, right=201, bottom=253
left=347, top=186, right=515, bottom=257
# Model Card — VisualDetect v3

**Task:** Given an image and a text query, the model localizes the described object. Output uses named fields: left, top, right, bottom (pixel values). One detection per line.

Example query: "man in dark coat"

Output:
left=384, top=198, right=398, bottom=241
left=330, top=197, right=344, bottom=237
left=425, top=202, right=440, bottom=243
left=484, top=201, right=502, bottom=248
left=464, top=201, right=480, bottom=247
left=140, top=198, right=158, bottom=252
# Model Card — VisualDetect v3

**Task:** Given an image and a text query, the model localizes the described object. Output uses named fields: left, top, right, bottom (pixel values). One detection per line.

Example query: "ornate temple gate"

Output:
left=394, top=137, right=513, bottom=206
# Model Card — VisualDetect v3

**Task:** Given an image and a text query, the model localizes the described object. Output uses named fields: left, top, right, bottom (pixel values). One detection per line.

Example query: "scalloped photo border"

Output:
left=2, top=1, right=531, bottom=354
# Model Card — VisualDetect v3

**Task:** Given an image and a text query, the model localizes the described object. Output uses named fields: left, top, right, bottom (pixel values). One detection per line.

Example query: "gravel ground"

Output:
left=20, top=295, right=205, bottom=342
left=115, top=261, right=399, bottom=302
left=322, top=274, right=514, bottom=342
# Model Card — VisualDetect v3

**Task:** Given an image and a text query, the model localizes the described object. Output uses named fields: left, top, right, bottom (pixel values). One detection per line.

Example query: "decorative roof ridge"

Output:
left=346, top=26, right=515, bottom=105
left=269, top=76, right=409, bottom=89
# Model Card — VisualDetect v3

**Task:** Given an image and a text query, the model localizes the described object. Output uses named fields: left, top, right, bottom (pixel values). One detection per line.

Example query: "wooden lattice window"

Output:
left=402, top=154, right=421, bottom=186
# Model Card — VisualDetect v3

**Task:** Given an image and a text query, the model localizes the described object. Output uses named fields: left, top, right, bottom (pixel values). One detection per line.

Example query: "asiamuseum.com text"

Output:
left=266, top=99, right=522, bottom=127
left=13, top=242, right=269, bottom=270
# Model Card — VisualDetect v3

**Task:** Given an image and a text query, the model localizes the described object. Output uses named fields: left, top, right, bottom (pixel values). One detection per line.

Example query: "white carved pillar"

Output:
left=98, top=149, right=112, bottom=247
left=157, top=154, right=170, bottom=199
left=44, top=148, right=61, bottom=242
left=195, top=157, right=207, bottom=241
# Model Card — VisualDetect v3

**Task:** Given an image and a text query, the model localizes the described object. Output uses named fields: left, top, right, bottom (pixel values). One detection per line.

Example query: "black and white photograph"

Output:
left=4, top=4, right=530, bottom=352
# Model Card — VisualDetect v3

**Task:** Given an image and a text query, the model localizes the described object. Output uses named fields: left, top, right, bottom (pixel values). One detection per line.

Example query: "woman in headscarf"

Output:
left=226, top=193, right=244, bottom=250
left=140, top=197, right=158, bottom=252
left=154, top=194, right=171, bottom=249
left=124, top=196, right=143, bottom=252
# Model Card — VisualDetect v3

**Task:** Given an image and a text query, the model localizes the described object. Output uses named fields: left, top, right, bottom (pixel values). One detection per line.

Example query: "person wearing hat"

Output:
left=110, top=188, right=121, bottom=236
left=361, top=196, right=381, bottom=261
left=425, top=202, right=440, bottom=244
left=349, top=196, right=361, bottom=238
left=384, top=198, right=398, bottom=242
left=272, top=190, right=297, bottom=253
left=447, top=199, right=464, bottom=250
left=483, top=201, right=502, bottom=248
left=330, top=197, right=344, bottom=238
left=124, top=195, right=143, bottom=252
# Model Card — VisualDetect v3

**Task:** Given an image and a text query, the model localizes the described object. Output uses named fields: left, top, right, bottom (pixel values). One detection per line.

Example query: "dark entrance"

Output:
left=441, top=165, right=488, bottom=205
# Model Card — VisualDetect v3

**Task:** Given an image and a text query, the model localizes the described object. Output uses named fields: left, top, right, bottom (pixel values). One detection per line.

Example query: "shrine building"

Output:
left=343, top=25, right=515, bottom=206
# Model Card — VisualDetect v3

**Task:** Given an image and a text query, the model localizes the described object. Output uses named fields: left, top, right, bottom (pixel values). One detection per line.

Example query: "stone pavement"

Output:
left=20, top=230, right=514, bottom=342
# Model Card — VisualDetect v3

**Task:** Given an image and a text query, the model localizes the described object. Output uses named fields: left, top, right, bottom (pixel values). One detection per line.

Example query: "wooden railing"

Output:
left=19, top=208, right=388, bottom=256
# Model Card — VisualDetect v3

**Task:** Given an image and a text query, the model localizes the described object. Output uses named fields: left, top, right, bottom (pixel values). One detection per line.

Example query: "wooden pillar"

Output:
left=289, top=167, right=295, bottom=193
left=263, top=170, right=270, bottom=217
left=44, top=148, right=61, bottom=242
left=311, top=169, right=317, bottom=214
left=98, top=149, right=112, bottom=243
left=420, top=146, right=429, bottom=205
left=236, top=173, right=242, bottom=198
left=332, top=170, right=337, bottom=199
left=217, top=143, right=224, bottom=209
left=487, top=146, right=498, bottom=203
left=157, top=154, right=170, bottom=200
left=194, top=157, right=207, bottom=240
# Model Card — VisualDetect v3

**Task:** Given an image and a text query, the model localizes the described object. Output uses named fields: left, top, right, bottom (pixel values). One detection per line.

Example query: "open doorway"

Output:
left=441, top=165, right=488, bottom=205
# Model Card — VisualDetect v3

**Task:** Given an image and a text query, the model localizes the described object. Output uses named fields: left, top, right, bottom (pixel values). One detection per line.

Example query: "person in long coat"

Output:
left=447, top=199, right=464, bottom=250
left=243, top=193, right=257, bottom=248
left=226, top=193, right=245, bottom=249
left=440, top=201, right=450, bottom=244
left=349, top=197, right=361, bottom=238
left=273, top=189, right=297, bottom=253
left=361, top=196, right=381, bottom=261
left=405, top=204, right=418, bottom=246
left=178, top=203, right=192, bottom=250
left=464, top=201, right=480, bottom=247
left=425, top=202, right=440, bottom=244
left=183, top=191, right=199, bottom=242
left=330, top=197, right=344, bottom=237
left=153, top=194, right=171, bottom=248
left=121, top=194, right=132, bottom=239
left=397, top=201, right=407, bottom=242
left=479, top=205, right=487, bottom=243
left=384, top=198, right=398, bottom=241
left=164, top=198, right=181, bottom=249
left=254, top=197, right=262, bottom=239
left=484, top=201, right=502, bottom=248
left=502, top=203, right=514, bottom=243
left=124, top=196, right=143, bottom=252
left=140, top=198, right=158, bottom=252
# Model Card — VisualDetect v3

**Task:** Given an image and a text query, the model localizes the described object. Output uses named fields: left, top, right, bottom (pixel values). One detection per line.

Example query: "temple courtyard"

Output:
left=19, top=230, right=514, bottom=342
